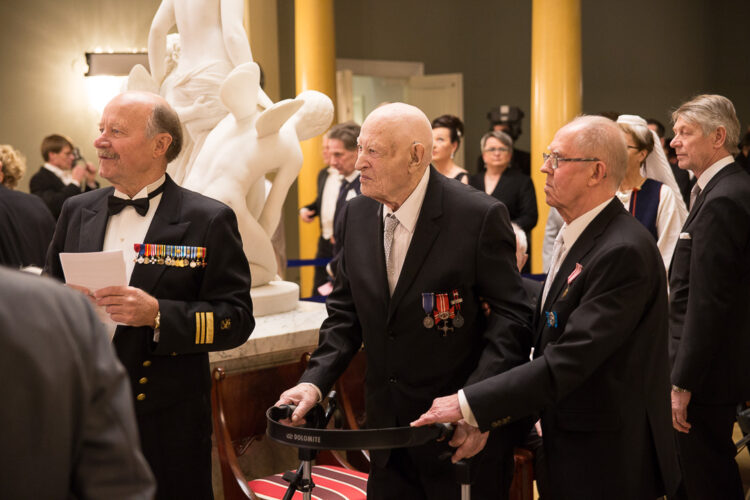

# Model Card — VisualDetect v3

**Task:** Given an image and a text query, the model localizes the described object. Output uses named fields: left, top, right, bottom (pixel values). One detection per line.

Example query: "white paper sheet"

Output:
left=59, top=250, right=127, bottom=338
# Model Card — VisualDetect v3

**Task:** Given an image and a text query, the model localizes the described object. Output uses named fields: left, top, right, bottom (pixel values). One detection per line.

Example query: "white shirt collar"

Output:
left=383, top=167, right=430, bottom=234
left=695, top=155, right=734, bottom=190
left=559, top=198, right=612, bottom=250
left=112, top=175, right=167, bottom=200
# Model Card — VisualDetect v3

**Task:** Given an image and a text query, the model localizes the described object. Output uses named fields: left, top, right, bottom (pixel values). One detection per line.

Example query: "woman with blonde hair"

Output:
left=0, top=144, right=55, bottom=269
left=0, top=144, right=26, bottom=189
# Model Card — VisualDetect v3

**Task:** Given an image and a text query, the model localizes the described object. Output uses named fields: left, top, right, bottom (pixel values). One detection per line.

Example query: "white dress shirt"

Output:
left=383, top=167, right=430, bottom=295
left=101, top=175, right=165, bottom=339
left=320, top=167, right=341, bottom=240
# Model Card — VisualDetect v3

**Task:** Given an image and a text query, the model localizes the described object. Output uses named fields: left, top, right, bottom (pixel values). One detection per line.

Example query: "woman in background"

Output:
left=470, top=130, right=537, bottom=235
left=431, top=114, right=468, bottom=183
left=471, top=130, right=537, bottom=273
left=616, top=114, right=687, bottom=270
left=0, top=144, right=55, bottom=269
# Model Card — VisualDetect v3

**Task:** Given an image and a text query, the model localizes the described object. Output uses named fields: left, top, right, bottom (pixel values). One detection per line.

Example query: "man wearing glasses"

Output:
left=414, top=115, right=680, bottom=499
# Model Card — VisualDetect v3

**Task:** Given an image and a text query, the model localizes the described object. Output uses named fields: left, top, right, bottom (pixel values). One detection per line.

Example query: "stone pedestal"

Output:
left=209, top=300, right=327, bottom=373
left=250, top=280, right=300, bottom=317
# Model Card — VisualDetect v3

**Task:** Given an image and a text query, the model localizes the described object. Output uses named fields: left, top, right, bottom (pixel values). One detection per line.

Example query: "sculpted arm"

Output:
left=147, top=0, right=176, bottom=85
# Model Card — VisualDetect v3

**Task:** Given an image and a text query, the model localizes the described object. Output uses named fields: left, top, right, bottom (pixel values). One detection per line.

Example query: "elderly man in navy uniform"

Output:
left=45, top=91, right=254, bottom=499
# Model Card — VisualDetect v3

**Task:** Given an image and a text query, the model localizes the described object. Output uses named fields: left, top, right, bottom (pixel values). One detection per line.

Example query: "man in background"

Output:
left=668, top=94, right=750, bottom=500
left=300, top=122, right=361, bottom=294
left=0, top=267, right=154, bottom=499
left=30, top=133, right=99, bottom=219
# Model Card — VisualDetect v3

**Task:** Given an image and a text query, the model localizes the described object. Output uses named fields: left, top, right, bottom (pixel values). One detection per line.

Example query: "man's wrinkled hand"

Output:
left=95, top=286, right=159, bottom=327
left=671, top=389, right=692, bottom=433
left=410, top=394, right=462, bottom=427
left=448, top=420, right=488, bottom=463
left=274, top=383, right=320, bottom=427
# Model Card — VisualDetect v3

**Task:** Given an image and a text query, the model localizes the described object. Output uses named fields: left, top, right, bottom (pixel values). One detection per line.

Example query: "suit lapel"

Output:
left=388, top=170, right=442, bottom=320
left=682, top=162, right=737, bottom=228
left=536, top=198, right=622, bottom=344
left=129, top=177, right=190, bottom=294
left=79, top=189, right=112, bottom=252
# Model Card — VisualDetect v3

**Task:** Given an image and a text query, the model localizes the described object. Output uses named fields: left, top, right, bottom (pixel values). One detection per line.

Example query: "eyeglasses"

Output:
left=542, top=152, right=599, bottom=170
left=484, top=147, right=509, bottom=154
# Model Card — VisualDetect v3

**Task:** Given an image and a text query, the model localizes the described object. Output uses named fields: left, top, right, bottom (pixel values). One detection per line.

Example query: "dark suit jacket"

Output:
left=470, top=168, right=538, bottom=233
left=669, top=162, right=750, bottom=403
left=302, top=167, right=331, bottom=222
left=464, top=198, right=679, bottom=499
left=0, top=268, right=154, bottom=500
left=0, top=184, right=55, bottom=268
left=45, top=175, right=254, bottom=415
left=30, top=166, right=98, bottom=219
left=301, top=167, right=533, bottom=468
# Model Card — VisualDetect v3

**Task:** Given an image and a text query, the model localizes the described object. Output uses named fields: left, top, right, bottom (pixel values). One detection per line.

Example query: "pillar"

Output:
left=530, top=0, right=582, bottom=272
left=295, top=0, right=336, bottom=296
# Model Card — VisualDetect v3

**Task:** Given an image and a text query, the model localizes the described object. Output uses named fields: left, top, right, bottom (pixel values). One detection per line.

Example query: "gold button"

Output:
left=139, top=377, right=148, bottom=385
left=136, top=393, right=146, bottom=401
left=142, top=360, right=152, bottom=367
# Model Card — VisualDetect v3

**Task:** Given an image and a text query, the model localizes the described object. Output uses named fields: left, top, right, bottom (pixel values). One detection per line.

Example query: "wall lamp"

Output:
left=84, top=51, right=150, bottom=113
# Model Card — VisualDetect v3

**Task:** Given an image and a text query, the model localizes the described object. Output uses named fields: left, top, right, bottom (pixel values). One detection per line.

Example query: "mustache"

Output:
left=97, top=150, right=119, bottom=159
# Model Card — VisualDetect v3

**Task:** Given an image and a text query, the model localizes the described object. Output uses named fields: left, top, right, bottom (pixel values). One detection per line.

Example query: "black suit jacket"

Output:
left=469, top=168, right=538, bottom=233
left=302, top=167, right=331, bottom=223
left=30, top=166, right=98, bottom=219
left=0, top=269, right=154, bottom=500
left=301, top=167, right=533, bottom=467
left=0, top=184, right=55, bottom=268
left=464, top=198, right=679, bottom=499
left=45, top=175, right=254, bottom=415
left=669, top=162, right=750, bottom=403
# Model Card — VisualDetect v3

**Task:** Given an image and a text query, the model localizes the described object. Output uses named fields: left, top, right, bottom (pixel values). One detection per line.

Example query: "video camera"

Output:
left=72, top=147, right=86, bottom=166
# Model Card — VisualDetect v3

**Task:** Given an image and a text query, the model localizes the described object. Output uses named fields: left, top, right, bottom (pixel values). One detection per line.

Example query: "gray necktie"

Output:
left=541, top=232, right=566, bottom=308
left=689, top=184, right=702, bottom=210
left=384, top=214, right=400, bottom=278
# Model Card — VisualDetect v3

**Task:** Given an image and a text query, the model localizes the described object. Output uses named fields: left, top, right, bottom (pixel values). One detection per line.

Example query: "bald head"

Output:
left=356, top=103, right=433, bottom=210
left=543, top=115, right=627, bottom=223
left=560, top=115, right=627, bottom=190
left=364, top=103, right=433, bottom=165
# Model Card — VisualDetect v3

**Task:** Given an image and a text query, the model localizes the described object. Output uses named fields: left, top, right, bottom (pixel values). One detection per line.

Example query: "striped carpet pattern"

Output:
left=249, top=465, right=368, bottom=499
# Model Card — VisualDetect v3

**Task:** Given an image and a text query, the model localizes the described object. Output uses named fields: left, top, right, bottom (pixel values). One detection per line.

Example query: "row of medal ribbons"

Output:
left=133, top=243, right=207, bottom=268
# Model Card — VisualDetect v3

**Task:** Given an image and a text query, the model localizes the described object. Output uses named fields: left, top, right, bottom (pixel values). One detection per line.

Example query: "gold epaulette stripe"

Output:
left=206, top=312, right=214, bottom=344
left=195, top=312, right=201, bottom=344
left=195, top=312, right=215, bottom=344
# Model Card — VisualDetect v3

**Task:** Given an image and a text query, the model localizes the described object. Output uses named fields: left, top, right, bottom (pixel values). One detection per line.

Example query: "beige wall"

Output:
left=0, top=0, right=161, bottom=192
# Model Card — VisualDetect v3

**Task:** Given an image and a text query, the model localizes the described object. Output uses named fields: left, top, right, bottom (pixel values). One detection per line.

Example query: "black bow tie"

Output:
left=107, top=183, right=166, bottom=216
